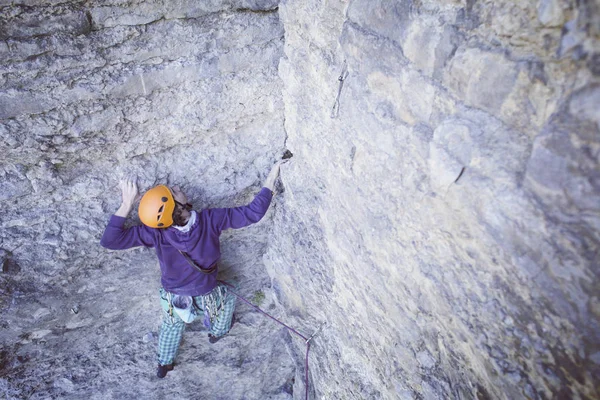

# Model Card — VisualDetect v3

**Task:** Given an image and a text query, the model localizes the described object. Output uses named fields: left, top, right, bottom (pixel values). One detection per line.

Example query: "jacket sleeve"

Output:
left=208, top=187, right=273, bottom=234
left=100, top=215, right=156, bottom=250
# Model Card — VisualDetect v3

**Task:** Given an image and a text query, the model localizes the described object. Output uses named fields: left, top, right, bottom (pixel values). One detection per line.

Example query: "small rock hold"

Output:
left=538, top=0, right=566, bottom=26
left=588, top=53, right=600, bottom=76
left=71, top=305, right=79, bottom=314
left=590, top=351, right=600, bottom=365
left=143, top=332, right=154, bottom=343
left=416, top=350, right=436, bottom=369
left=54, top=377, right=75, bottom=392
left=1, top=252, right=20, bottom=275
left=0, top=250, right=8, bottom=272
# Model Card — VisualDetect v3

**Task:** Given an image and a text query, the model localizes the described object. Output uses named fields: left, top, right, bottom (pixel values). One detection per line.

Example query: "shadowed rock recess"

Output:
left=0, top=0, right=598, bottom=399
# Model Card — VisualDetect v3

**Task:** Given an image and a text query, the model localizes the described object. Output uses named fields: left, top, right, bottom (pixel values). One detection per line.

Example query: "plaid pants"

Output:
left=157, top=282, right=236, bottom=365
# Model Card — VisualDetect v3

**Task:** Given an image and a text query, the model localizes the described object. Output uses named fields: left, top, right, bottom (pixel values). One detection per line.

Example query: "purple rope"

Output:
left=220, top=281, right=312, bottom=400
left=305, top=343, right=310, bottom=400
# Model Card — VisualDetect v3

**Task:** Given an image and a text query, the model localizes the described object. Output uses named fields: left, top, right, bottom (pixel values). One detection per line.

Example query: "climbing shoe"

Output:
left=157, top=363, right=174, bottom=378
left=208, top=334, right=223, bottom=344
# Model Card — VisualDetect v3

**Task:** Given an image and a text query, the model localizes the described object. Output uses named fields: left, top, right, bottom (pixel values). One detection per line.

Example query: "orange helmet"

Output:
left=138, top=185, right=175, bottom=228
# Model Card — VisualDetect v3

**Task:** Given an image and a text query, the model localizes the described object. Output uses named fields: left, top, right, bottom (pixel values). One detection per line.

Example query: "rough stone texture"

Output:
left=0, top=1, right=295, bottom=399
left=1, top=0, right=599, bottom=399
left=270, top=0, right=599, bottom=399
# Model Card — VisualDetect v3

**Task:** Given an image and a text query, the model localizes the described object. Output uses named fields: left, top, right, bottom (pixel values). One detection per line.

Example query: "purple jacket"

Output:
left=100, top=187, right=273, bottom=296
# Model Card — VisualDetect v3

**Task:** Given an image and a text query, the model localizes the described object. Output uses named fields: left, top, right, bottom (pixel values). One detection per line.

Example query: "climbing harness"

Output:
left=200, top=284, right=227, bottom=327
left=164, top=286, right=227, bottom=327
left=220, top=281, right=325, bottom=400
left=165, top=291, right=176, bottom=324
left=330, top=60, right=349, bottom=119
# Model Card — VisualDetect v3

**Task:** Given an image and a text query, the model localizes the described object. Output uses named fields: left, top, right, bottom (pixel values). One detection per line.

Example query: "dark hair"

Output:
left=172, top=204, right=188, bottom=227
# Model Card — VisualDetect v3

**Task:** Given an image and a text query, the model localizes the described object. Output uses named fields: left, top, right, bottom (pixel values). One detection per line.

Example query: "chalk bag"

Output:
left=172, top=295, right=195, bottom=323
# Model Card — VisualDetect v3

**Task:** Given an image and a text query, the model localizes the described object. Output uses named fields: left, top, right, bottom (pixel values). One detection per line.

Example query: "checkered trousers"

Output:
left=157, top=283, right=236, bottom=366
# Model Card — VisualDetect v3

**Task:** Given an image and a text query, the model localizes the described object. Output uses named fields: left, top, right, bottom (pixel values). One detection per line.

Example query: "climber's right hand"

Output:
left=264, top=161, right=284, bottom=191
left=115, top=178, right=138, bottom=217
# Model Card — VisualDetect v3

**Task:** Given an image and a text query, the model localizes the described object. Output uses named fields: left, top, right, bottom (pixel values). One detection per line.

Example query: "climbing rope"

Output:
left=220, top=281, right=324, bottom=400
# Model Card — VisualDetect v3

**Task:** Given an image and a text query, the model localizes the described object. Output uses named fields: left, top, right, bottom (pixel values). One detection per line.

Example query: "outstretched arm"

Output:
left=100, top=179, right=155, bottom=250
left=210, top=161, right=284, bottom=233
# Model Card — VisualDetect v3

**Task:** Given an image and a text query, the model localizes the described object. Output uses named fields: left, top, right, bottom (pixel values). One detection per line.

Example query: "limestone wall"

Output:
left=270, top=0, right=599, bottom=398
left=1, top=0, right=599, bottom=399
left=0, top=1, right=295, bottom=398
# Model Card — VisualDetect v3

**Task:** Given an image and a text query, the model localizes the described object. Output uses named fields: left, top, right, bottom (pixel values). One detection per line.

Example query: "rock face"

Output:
left=269, top=0, right=599, bottom=399
left=0, top=1, right=294, bottom=399
left=1, top=0, right=599, bottom=399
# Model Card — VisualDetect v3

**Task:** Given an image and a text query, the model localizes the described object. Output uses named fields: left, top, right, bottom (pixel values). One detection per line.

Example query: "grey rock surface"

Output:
left=0, top=1, right=295, bottom=399
left=1, top=0, right=599, bottom=399
left=270, top=0, right=599, bottom=399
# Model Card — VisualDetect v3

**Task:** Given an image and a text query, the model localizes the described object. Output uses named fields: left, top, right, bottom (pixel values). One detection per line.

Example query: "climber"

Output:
left=99, top=161, right=283, bottom=378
